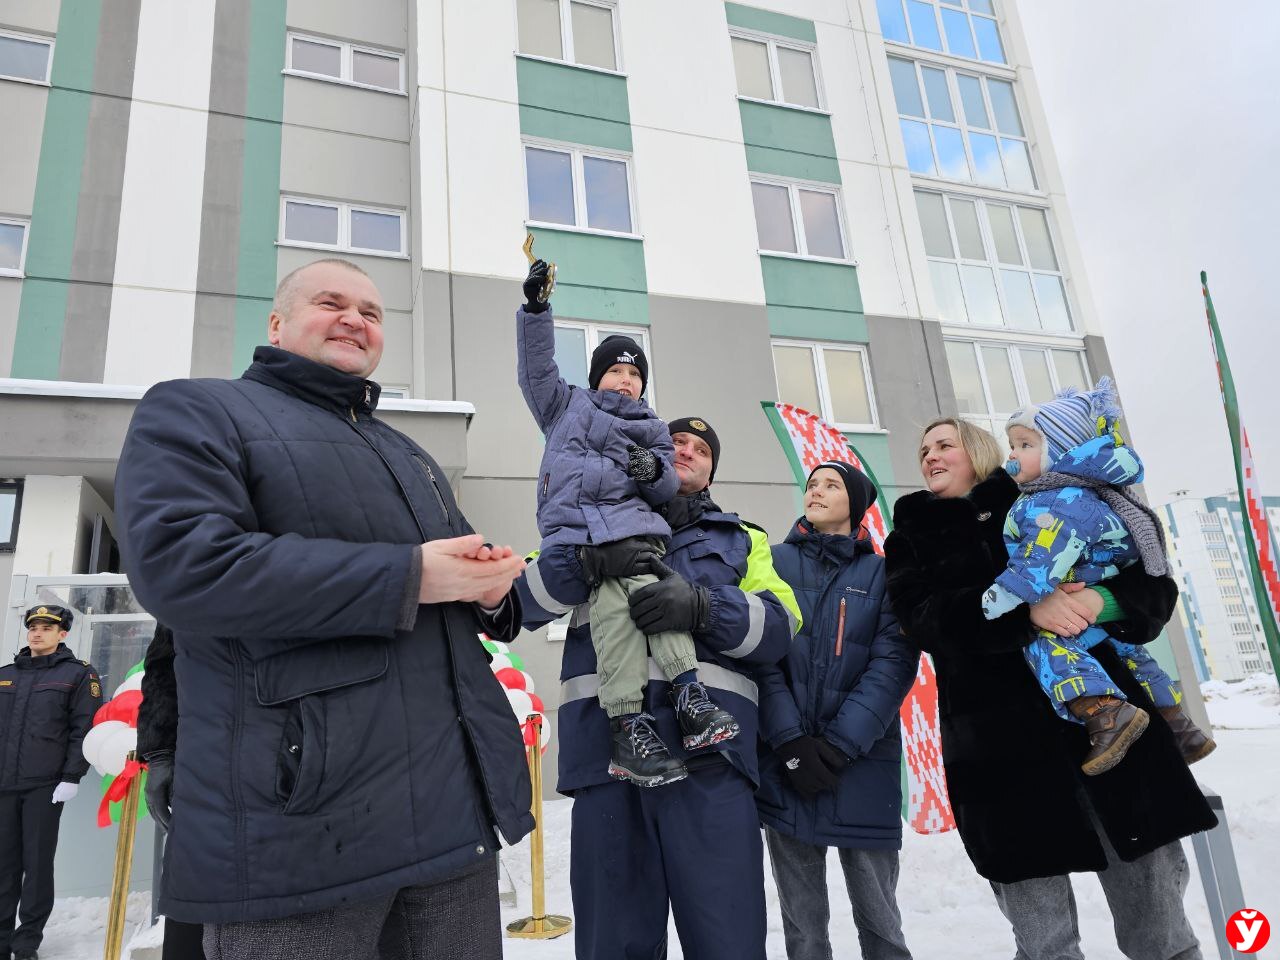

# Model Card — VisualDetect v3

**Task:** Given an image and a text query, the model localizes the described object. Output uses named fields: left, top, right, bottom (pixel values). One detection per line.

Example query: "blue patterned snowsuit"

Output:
left=981, top=434, right=1182, bottom=722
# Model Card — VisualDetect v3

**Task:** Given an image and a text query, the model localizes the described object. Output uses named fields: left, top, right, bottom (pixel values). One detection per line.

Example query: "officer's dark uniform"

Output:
left=0, top=605, right=102, bottom=960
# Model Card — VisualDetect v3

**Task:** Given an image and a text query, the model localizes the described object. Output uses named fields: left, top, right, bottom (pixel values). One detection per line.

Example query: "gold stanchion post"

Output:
left=506, top=714, right=571, bottom=939
left=103, top=751, right=143, bottom=960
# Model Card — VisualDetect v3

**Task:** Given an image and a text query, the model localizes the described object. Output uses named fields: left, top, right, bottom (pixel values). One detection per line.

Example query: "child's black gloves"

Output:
left=523, top=259, right=551, bottom=313
left=774, top=736, right=848, bottom=798
left=626, top=444, right=660, bottom=482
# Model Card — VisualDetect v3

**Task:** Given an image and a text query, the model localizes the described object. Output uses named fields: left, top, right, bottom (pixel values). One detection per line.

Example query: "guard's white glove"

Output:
left=51, top=782, right=78, bottom=804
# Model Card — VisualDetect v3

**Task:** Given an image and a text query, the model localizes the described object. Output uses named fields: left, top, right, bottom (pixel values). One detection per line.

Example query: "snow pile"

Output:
left=1201, top=672, right=1280, bottom=729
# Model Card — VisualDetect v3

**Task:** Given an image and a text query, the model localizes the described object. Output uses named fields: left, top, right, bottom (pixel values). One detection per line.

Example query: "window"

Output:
left=285, top=33, right=404, bottom=93
left=915, top=190, right=1070, bottom=331
left=0, top=218, right=30, bottom=276
left=524, top=142, right=636, bottom=236
left=750, top=178, right=848, bottom=260
left=877, top=0, right=1005, bottom=64
left=279, top=197, right=405, bottom=256
left=729, top=31, right=822, bottom=110
left=944, top=338, right=1089, bottom=439
left=0, top=31, right=53, bottom=84
left=772, top=341, right=878, bottom=430
left=554, top=321, right=655, bottom=405
left=889, top=58, right=1034, bottom=191
left=0, top=481, right=21, bottom=551
left=517, top=0, right=620, bottom=72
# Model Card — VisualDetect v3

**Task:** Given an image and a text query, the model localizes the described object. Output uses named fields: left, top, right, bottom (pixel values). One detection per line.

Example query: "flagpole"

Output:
left=1200, top=271, right=1280, bottom=679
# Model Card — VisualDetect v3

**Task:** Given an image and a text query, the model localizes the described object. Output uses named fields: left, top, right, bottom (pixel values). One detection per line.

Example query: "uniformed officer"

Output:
left=0, top=605, right=102, bottom=960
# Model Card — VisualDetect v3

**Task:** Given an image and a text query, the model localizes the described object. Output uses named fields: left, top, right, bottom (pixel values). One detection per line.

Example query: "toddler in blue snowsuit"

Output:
left=516, top=261, right=739, bottom=788
left=981, top=377, right=1215, bottom=774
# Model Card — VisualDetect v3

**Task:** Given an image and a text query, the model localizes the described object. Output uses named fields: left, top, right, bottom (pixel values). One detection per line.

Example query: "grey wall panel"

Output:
left=419, top=270, right=455, bottom=401
left=59, top=284, right=113, bottom=383
left=1, top=1, right=61, bottom=34
left=0, top=85, right=47, bottom=215
left=867, top=314, right=955, bottom=501
left=450, top=272, right=547, bottom=478
left=274, top=246, right=414, bottom=313
left=1083, top=334, right=1114, bottom=382
left=279, top=124, right=410, bottom=209
left=286, top=0, right=408, bottom=52
left=647, top=294, right=795, bottom=488
left=284, top=77, right=410, bottom=144
left=374, top=308, right=413, bottom=387
left=0, top=282, right=19, bottom=377
left=190, top=294, right=240, bottom=378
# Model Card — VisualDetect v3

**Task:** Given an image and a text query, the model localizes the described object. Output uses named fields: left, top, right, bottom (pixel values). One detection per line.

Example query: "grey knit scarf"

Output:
left=1020, top=472, right=1171, bottom=577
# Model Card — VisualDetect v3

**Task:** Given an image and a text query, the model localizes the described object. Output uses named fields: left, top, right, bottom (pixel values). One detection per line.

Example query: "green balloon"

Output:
left=507, top=653, right=525, bottom=671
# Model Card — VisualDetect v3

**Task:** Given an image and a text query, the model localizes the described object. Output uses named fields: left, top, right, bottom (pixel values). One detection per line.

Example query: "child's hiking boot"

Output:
left=671, top=681, right=740, bottom=751
left=1158, top=705, right=1217, bottom=765
left=608, top=713, right=688, bottom=787
left=1070, top=695, right=1149, bottom=776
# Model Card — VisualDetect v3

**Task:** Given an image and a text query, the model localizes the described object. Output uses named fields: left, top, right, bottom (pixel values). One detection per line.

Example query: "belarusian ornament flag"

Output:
left=1201, top=272, right=1280, bottom=676
left=762, top=401, right=955, bottom=834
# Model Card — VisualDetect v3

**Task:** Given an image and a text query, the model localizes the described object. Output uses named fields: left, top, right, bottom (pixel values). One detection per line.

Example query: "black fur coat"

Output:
left=884, top=469, right=1216, bottom=883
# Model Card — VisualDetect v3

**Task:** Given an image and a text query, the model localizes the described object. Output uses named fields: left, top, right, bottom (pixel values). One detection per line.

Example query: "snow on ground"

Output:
left=43, top=678, right=1279, bottom=959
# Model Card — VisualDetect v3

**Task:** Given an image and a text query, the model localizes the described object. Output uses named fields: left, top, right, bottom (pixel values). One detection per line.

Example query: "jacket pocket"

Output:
left=250, top=639, right=389, bottom=815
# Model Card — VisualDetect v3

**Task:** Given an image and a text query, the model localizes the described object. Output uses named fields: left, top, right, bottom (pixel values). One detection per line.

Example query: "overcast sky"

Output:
left=1016, top=1, right=1278, bottom=507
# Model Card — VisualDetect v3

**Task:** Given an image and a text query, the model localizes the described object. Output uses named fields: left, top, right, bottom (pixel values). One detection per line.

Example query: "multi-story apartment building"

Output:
left=1161, top=492, right=1280, bottom=682
left=1, top=0, right=1191, bottom=891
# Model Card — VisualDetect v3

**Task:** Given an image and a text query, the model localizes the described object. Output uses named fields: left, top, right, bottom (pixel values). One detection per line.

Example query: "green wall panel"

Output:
left=517, top=57, right=631, bottom=151
left=724, top=2, right=816, bottom=43
left=740, top=100, right=839, bottom=184
left=767, top=305, right=867, bottom=343
left=529, top=227, right=648, bottom=326
left=843, top=431, right=896, bottom=497
left=11, top=0, right=103, bottom=377
left=232, top=0, right=286, bottom=373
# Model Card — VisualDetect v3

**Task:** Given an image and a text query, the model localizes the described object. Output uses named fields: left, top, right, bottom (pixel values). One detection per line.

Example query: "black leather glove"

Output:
left=523, top=259, right=551, bottom=313
left=578, top=537, right=662, bottom=587
left=626, top=444, right=660, bottom=482
left=145, top=749, right=175, bottom=832
left=775, top=736, right=842, bottom=798
left=628, top=560, right=710, bottom=635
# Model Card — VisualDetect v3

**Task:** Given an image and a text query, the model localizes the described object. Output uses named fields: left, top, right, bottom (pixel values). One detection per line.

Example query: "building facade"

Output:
left=1161, top=492, right=1280, bottom=683
left=1, top=0, right=1178, bottom=889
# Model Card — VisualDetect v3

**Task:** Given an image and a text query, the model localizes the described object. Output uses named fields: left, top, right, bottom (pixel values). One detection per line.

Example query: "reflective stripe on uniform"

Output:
left=524, top=558, right=575, bottom=616
left=560, top=659, right=759, bottom=706
left=721, top=592, right=765, bottom=659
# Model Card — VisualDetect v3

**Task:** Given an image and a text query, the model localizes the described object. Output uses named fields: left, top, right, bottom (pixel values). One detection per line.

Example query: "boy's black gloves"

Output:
left=774, top=736, right=848, bottom=798
left=578, top=538, right=662, bottom=587
left=523, top=259, right=551, bottom=313
left=628, top=560, right=709, bottom=634
left=145, top=750, right=175, bottom=832
left=626, top=444, right=660, bottom=482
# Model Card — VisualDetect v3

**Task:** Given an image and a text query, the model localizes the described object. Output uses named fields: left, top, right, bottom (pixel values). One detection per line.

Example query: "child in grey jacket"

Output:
left=516, top=260, right=739, bottom=786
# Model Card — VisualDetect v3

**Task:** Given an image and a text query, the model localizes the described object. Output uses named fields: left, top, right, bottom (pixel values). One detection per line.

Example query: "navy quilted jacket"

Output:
left=116, top=347, right=534, bottom=923
left=756, top=520, right=917, bottom=849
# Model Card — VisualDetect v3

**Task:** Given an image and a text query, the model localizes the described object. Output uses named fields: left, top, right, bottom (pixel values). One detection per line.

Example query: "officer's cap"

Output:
left=24, top=604, right=73, bottom=629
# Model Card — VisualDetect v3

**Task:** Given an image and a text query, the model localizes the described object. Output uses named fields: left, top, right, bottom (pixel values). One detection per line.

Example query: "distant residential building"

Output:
left=1161, top=492, right=1279, bottom=682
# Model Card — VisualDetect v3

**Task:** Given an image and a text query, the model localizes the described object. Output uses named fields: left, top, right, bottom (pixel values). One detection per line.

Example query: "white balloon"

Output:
left=95, top=725, right=138, bottom=777
left=489, top=653, right=514, bottom=674
left=82, top=720, right=129, bottom=768
left=520, top=671, right=536, bottom=693
left=506, top=688, right=534, bottom=723
left=114, top=672, right=144, bottom=695
left=489, top=640, right=510, bottom=655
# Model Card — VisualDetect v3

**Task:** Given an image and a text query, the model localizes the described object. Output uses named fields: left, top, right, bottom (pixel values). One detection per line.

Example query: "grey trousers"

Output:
left=765, top=826, right=913, bottom=960
left=990, top=838, right=1201, bottom=960
left=202, top=857, right=500, bottom=960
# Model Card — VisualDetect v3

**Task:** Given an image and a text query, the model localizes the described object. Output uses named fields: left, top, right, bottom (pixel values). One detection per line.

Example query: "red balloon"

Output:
left=93, top=704, right=113, bottom=726
left=493, top=668, right=526, bottom=691
left=528, top=692, right=544, bottom=714
left=102, top=689, right=143, bottom=726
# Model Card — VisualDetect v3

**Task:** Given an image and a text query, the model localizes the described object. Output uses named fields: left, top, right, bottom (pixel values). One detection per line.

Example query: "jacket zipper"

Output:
left=835, top=597, right=846, bottom=658
left=540, top=472, right=550, bottom=499
left=413, top=454, right=451, bottom=522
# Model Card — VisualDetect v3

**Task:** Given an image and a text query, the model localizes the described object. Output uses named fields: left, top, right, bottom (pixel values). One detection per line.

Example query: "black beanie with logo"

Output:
left=588, top=336, right=649, bottom=396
